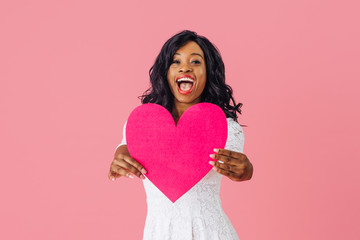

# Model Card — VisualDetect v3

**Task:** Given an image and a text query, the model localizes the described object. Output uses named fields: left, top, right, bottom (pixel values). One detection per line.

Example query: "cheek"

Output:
left=166, top=73, right=172, bottom=86
left=167, top=69, right=175, bottom=83
left=199, top=69, right=207, bottom=88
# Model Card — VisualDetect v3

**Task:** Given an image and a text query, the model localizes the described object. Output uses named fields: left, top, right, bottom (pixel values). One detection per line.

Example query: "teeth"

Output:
left=176, top=78, right=194, bottom=83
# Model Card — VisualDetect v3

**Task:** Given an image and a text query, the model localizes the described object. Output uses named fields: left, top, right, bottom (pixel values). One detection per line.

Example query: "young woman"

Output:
left=108, top=30, right=253, bottom=239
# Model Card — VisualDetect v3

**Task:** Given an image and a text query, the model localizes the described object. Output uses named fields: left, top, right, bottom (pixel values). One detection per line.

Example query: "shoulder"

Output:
left=226, top=118, right=244, bottom=136
left=225, top=118, right=245, bottom=152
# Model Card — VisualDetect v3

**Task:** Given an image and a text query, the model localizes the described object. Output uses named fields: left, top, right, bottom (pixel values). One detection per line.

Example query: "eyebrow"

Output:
left=174, top=53, right=204, bottom=59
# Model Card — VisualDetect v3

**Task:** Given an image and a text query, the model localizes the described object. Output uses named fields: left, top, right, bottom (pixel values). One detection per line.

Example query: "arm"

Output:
left=209, top=148, right=253, bottom=181
left=108, top=122, right=147, bottom=181
left=209, top=119, right=253, bottom=182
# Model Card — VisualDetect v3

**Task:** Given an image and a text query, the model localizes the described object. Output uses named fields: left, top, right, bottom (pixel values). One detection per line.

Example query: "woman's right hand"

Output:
left=108, top=145, right=147, bottom=181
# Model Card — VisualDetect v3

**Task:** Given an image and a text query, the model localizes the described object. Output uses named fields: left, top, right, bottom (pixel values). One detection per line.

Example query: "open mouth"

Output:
left=176, top=78, right=194, bottom=94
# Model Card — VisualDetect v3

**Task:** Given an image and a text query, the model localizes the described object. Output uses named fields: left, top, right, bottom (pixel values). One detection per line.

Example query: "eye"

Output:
left=172, top=60, right=180, bottom=64
left=192, top=60, right=201, bottom=64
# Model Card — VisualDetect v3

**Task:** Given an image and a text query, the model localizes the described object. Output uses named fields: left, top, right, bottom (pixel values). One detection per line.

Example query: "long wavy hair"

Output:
left=139, top=30, right=243, bottom=122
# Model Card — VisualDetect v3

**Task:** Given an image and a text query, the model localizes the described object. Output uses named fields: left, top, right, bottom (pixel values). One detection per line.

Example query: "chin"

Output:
left=175, top=96, right=201, bottom=105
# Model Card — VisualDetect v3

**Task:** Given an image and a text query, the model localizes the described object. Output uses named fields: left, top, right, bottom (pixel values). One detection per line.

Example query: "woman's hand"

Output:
left=209, top=148, right=253, bottom=182
left=108, top=145, right=147, bottom=181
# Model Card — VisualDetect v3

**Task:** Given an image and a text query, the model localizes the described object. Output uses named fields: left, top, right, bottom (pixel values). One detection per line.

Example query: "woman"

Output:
left=108, top=30, right=253, bottom=239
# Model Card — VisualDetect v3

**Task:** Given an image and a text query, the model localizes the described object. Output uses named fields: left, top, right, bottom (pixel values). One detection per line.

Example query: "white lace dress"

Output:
left=117, top=118, right=245, bottom=240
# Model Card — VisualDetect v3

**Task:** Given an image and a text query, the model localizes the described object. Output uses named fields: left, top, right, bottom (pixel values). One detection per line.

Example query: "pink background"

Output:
left=1, top=0, right=359, bottom=239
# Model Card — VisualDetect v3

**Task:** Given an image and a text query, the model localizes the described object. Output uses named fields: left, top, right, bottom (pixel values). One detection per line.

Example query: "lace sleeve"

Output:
left=116, top=121, right=127, bottom=149
left=225, top=118, right=245, bottom=153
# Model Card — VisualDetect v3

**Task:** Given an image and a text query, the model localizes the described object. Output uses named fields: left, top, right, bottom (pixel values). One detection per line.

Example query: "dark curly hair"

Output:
left=139, top=30, right=243, bottom=122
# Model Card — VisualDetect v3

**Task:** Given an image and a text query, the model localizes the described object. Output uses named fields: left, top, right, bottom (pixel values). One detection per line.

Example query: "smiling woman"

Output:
left=140, top=30, right=243, bottom=124
left=167, top=41, right=207, bottom=123
left=109, top=30, right=253, bottom=240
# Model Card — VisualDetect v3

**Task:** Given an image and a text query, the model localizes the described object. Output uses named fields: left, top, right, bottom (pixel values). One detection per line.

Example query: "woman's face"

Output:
left=167, top=41, right=207, bottom=106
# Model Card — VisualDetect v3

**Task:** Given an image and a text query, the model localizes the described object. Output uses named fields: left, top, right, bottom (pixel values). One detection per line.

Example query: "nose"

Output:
left=179, top=63, right=192, bottom=73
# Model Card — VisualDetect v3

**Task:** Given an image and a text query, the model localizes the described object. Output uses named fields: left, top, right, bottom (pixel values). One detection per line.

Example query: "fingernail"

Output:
left=213, top=167, right=218, bottom=171
left=140, top=175, right=145, bottom=180
left=111, top=177, right=115, bottom=181
left=141, top=169, right=147, bottom=174
left=209, top=154, right=215, bottom=158
left=128, top=175, right=134, bottom=179
left=213, top=148, right=219, bottom=153
left=209, top=161, right=215, bottom=166
left=218, top=160, right=224, bottom=164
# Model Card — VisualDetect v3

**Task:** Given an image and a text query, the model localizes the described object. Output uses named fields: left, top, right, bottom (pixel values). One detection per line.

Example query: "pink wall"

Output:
left=1, top=0, right=359, bottom=239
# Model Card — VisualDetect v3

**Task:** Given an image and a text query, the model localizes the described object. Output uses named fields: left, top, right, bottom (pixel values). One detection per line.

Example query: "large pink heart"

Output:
left=126, top=103, right=227, bottom=203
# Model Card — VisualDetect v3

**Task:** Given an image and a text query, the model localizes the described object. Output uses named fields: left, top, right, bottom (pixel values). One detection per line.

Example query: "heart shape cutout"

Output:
left=126, top=103, right=227, bottom=202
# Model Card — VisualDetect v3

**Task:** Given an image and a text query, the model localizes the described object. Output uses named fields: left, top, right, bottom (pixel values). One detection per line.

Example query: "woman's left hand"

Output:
left=209, top=148, right=253, bottom=182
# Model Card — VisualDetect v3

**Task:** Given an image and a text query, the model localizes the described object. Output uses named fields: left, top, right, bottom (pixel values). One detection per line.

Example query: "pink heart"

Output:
left=126, top=103, right=228, bottom=202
